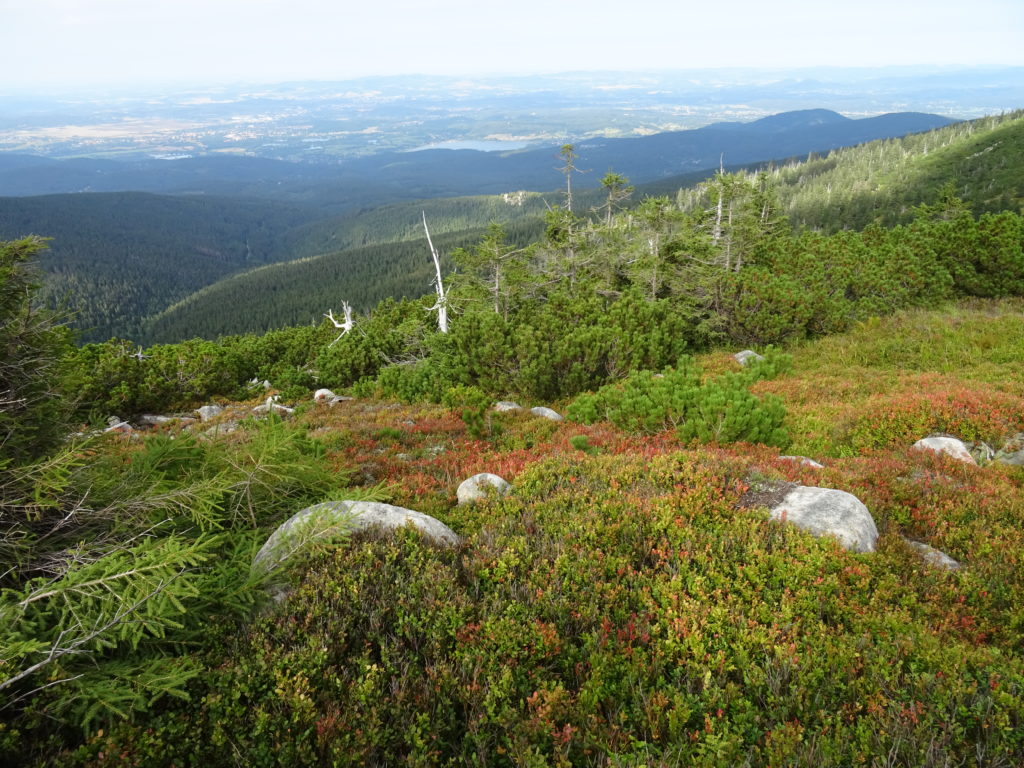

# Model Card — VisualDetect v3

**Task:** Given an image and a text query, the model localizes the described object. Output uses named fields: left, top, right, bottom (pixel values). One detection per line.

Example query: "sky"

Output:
left=2, top=0, right=1023, bottom=88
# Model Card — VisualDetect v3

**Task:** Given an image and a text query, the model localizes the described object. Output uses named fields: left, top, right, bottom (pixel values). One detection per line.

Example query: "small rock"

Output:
left=779, top=455, right=824, bottom=469
left=107, top=415, right=123, bottom=427
left=253, top=500, right=459, bottom=576
left=994, top=449, right=1024, bottom=467
left=970, top=441, right=995, bottom=464
left=249, top=378, right=272, bottom=390
left=197, top=404, right=224, bottom=422
left=734, top=350, right=765, bottom=366
left=912, top=436, right=977, bottom=465
left=104, top=420, right=133, bottom=434
left=138, top=414, right=179, bottom=426
left=530, top=406, right=563, bottom=421
left=203, top=420, right=239, bottom=437
left=770, top=486, right=879, bottom=553
left=902, top=537, right=960, bottom=571
left=313, top=388, right=353, bottom=406
left=253, top=396, right=295, bottom=415
left=495, top=401, right=522, bottom=412
left=457, top=473, right=512, bottom=504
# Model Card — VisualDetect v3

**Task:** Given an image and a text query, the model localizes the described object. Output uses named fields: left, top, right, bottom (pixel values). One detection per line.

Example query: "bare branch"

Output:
left=422, top=212, right=448, bottom=333
left=325, top=301, right=354, bottom=347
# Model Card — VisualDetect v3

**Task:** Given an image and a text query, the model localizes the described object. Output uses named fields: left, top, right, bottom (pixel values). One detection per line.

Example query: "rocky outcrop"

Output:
left=770, top=486, right=879, bottom=553
left=530, top=406, right=563, bottom=421
left=912, top=436, right=977, bottom=465
left=253, top=500, right=459, bottom=576
left=457, top=473, right=511, bottom=504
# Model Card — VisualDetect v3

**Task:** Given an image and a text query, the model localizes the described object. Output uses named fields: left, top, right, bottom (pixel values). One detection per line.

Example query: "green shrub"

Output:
left=568, top=353, right=790, bottom=447
left=442, top=385, right=494, bottom=439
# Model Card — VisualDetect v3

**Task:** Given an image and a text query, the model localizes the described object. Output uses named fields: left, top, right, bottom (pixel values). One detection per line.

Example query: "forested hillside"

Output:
left=697, top=109, right=1024, bottom=232
left=0, top=192, right=318, bottom=341
left=146, top=218, right=546, bottom=340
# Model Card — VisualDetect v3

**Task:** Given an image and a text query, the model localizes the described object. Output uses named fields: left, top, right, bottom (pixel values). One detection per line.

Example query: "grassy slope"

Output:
left=72, top=299, right=1024, bottom=766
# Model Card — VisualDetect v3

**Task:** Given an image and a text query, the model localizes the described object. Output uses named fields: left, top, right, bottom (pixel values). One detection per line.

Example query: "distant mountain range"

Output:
left=0, top=110, right=956, bottom=207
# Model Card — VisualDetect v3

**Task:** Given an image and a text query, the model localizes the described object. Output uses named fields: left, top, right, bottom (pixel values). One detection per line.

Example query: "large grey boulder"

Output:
left=457, top=473, right=511, bottom=504
left=530, top=406, right=563, bottom=421
left=912, top=436, right=977, bottom=465
left=253, top=501, right=459, bottom=575
left=734, top=350, right=765, bottom=366
left=902, top=537, right=960, bottom=571
left=769, top=486, right=879, bottom=553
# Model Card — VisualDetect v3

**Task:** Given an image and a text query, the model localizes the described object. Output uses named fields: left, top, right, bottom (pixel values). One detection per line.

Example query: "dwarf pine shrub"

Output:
left=568, top=351, right=790, bottom=447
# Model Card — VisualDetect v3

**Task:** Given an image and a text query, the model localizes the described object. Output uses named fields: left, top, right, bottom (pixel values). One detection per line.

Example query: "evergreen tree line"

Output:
left=62, top=171, right=1024, bottom=417
left=709, top=110, right=1024, bottom=233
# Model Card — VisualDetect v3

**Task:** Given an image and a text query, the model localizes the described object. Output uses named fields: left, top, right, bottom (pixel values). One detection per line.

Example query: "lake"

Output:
left=406, top=139, right=530, bottom=152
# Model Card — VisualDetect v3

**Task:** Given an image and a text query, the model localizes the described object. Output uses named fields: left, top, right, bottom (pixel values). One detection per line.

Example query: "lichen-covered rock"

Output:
left=902, top=537, right=960, bottom=571
left=530, top=406, right=563, bottom=421
left=912, top=436, right=977, bottom=465
left=253, top=501, right=459, bottom=576
left=779, top=455, right=824, bottom=469
left=770, top=486, right=879, bottom=553
left=495, top=401, right=522, bottom=412
left=457, top=473, right=511, bottom=504
left=197, top=404, right=224, bottom=422
left=734, top=350, right=765, bottom=366
left=104, top=420, right=133, bottom=434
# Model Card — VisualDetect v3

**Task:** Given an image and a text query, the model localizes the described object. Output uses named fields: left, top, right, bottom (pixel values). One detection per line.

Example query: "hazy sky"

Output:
left=3, top=0, right=1022, bottom=87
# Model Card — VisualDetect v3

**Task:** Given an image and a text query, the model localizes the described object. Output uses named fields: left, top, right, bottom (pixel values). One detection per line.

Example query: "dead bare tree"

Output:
left=324, top=301, right=354, bottom=347
left=422, top=212, right=449, bottom=333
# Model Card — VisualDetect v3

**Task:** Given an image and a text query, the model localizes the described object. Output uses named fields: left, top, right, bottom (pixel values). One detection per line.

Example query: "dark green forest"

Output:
left=0, top=193, right=318, bottom=341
